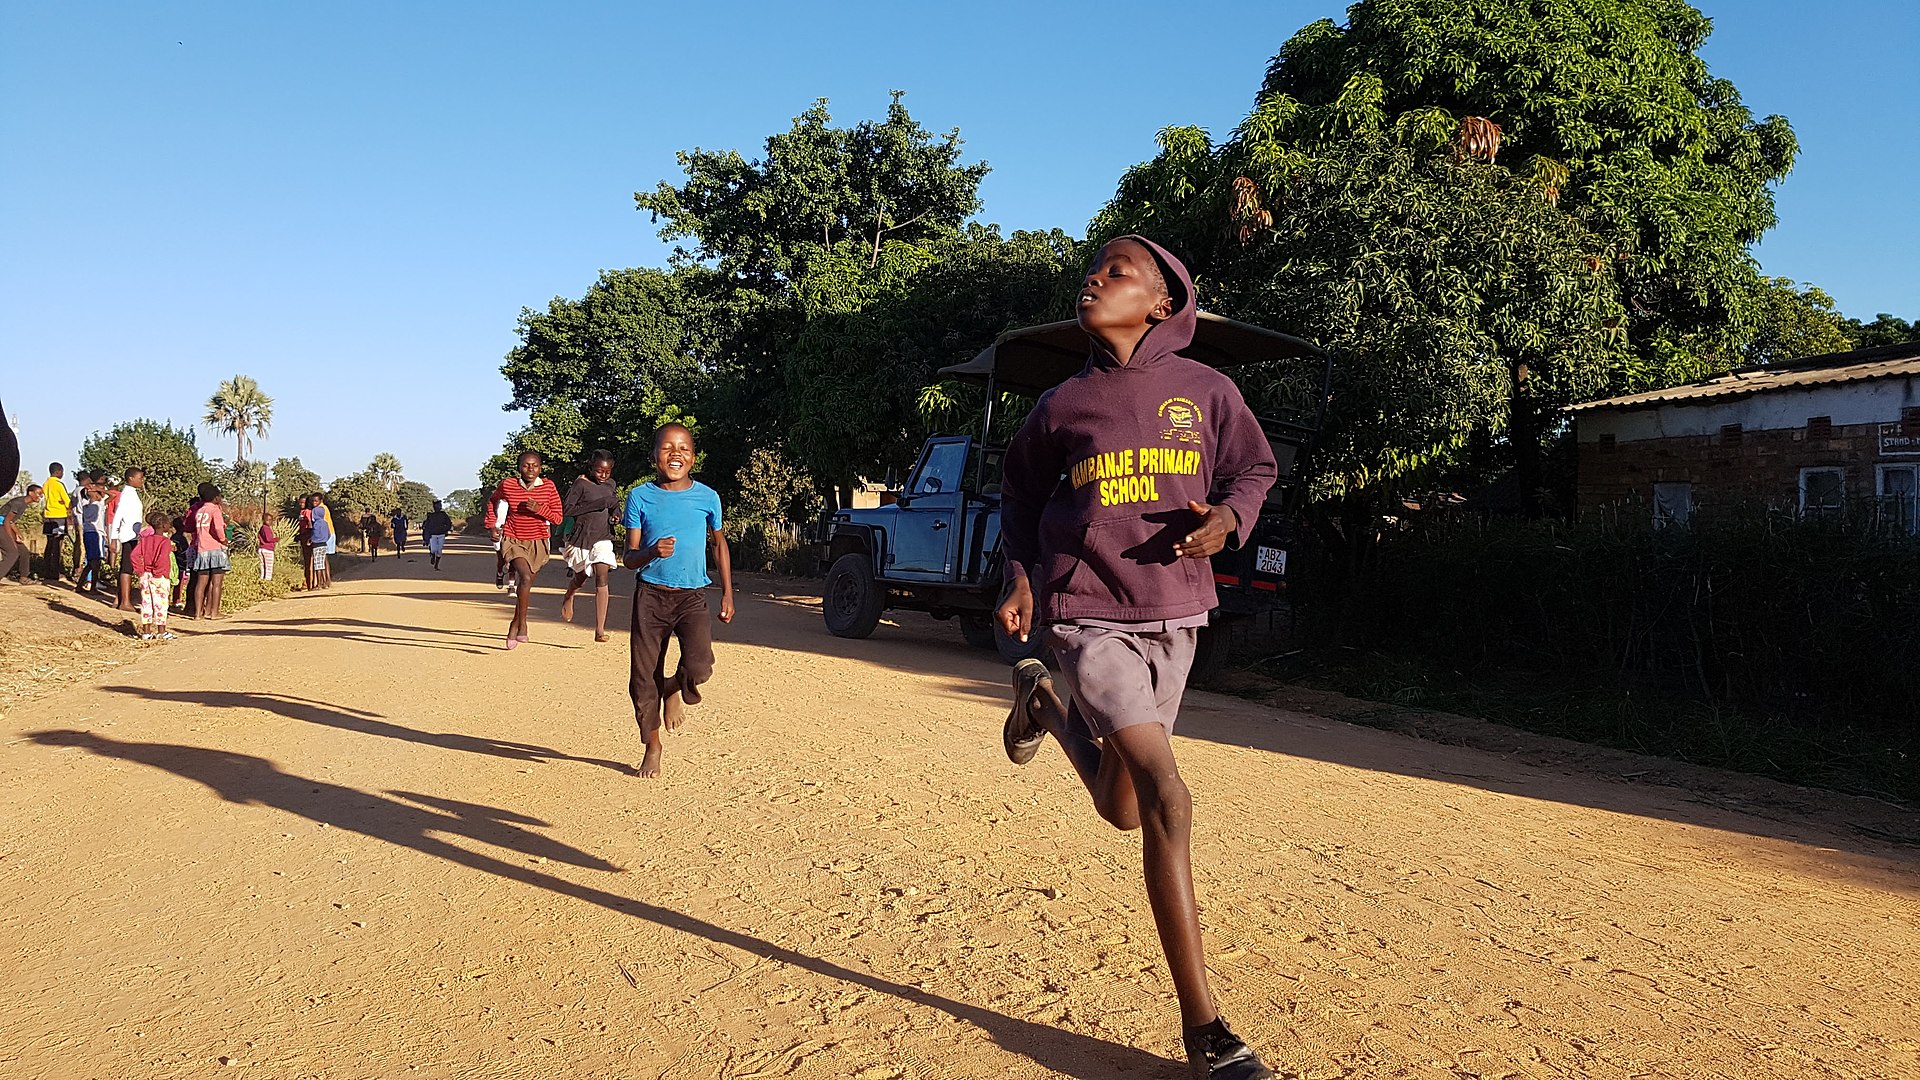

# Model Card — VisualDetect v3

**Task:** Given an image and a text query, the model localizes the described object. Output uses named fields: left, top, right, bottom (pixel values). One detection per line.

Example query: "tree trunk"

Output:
left=1510, top=361, right=1541, bottom=519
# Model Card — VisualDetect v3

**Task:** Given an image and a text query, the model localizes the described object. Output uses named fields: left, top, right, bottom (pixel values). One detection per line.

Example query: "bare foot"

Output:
left=638, top=742, right=663, bottom=778
left=594, top=631, right=610, bottom=642
left=560, top=596, right=574, bottom=623
left=662, top=690, right=686, bottom=732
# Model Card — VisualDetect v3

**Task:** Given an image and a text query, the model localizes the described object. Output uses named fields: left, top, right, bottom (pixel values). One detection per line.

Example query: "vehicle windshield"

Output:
left=912, top=441, right=968, bottom=496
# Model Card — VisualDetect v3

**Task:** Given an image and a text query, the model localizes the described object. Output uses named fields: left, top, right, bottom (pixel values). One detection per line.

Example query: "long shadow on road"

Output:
left=27, top=728, right=1181, bottom=1079
left=99, top=686, right=639, bottom=776
left=368, top=571, right=1920, bottom=873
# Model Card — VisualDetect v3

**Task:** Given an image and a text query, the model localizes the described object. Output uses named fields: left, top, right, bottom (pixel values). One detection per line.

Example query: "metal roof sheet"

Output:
left=1566, top=344, right=1920, bottom=413
left=936, top=310, right=1325, bottom=398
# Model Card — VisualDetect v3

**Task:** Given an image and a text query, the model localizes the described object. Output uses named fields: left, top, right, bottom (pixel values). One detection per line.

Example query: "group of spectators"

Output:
left=0, top=463, right=264, bottom=638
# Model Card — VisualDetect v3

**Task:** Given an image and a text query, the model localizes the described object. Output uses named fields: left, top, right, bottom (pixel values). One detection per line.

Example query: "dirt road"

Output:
left=4, top=539, right=1917, bottom=1079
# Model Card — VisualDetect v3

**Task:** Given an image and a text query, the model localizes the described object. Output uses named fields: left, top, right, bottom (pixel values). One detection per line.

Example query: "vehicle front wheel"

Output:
left=959, top=614, right=997, bottom=650
left=822, top=553, right=883, bottom=638
left=1188, top=619, right=1233, bottom=684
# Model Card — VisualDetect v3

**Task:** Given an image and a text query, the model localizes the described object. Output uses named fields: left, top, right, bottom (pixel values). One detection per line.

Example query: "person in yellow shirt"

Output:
left=41, top=462, right=76, bottom=583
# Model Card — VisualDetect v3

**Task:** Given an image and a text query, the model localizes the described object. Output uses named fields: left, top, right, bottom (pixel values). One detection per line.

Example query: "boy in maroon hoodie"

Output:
left=996, top=236, right=1278, bottom=1079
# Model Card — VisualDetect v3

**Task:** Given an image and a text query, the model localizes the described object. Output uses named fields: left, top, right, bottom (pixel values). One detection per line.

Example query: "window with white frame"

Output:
left=1878, top=463, right=1918, bottom=534
left=1652, top=482, right=1692, bottom=529
left=1799, top=467, right=1845, bottom=518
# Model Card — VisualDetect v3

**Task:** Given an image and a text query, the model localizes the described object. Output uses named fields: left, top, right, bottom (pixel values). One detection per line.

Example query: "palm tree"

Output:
left=204, top=376, right=274, bottom=466
left=369, top=452, right=403, bottom=492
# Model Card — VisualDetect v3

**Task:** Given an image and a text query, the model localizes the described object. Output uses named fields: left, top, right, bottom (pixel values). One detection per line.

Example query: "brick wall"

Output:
left=1577, top=420, right=1893, bottom=514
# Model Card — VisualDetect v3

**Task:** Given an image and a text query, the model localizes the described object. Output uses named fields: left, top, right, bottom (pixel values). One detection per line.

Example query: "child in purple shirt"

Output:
left=996, top=236, right=1278, bottom=1079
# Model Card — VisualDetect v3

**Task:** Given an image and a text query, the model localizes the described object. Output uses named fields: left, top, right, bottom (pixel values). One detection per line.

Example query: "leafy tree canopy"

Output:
left=1097, top=131, right=1621, bottom=501
left=1743, top=277, right=1853, bottom=367
left=1159, top=0, right=1794, bottom=386
left=636, top=92, right=989, bottom=286
left=784, top=226, right=1078, bottom=493
left=500, top=267, right=710, bottom=483
left=443, top=488, right=481, bottom=519
left=269, top=457, right=322, bottom=519
left=80, top=420, right=212, bottom=515
left=394, top=480, right=436, bottom=522
left=1841, top=312, right=1920, bottom=350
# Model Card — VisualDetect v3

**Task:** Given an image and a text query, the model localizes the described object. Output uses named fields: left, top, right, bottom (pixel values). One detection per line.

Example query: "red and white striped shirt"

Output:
left=492, top=476, right=563, bottom=540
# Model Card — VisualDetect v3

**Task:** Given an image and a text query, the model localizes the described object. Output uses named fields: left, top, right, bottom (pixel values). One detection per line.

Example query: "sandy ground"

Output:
left=3, top=538, right=1918, bottom=1080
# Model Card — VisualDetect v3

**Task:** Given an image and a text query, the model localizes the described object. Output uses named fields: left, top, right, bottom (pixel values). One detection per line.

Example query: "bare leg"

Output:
left=660, top=677, right=686, bottom=732
left=207, top=572, right=225, bottom=619
left=193, top=570, right=215, bottom=621
left=118, top=572, right=133, bottom=610
left=637, top=722, right=663, bottom=777
left=560, top=569, right=585, bottom=623
left=592, top=564, right=609, bottom=640
left=1028, top=681, right=1142, bottom=830
left=508, top=557, right=533, bottom=641
left=1105, top=723, right=1217, bottom=1030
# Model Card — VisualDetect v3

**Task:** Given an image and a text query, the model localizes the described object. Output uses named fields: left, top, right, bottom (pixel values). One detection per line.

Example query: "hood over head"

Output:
left=1088, top=234, right=1196, bottom=369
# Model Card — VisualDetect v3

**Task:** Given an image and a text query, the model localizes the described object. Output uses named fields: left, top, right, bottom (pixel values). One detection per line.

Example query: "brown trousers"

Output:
left=629, top=583, right=714, bottom=735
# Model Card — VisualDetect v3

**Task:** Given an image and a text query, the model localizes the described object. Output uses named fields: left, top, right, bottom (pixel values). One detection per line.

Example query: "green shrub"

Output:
left=726, top=520, right=816, bottom=577
left=220, top=544, right=305, bottom=612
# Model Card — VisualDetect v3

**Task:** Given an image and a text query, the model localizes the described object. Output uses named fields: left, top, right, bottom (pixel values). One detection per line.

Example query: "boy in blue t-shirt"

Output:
left=622, top=423, right=734, bottom=778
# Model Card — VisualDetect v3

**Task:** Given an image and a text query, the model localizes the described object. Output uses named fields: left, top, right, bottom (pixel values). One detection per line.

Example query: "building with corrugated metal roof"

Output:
left=1567, top=342, right=1920, bottom=530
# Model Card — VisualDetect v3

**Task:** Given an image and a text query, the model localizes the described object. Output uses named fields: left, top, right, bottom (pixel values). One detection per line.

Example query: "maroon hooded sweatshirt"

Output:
left=1001, top=236, right=1278, bottom=624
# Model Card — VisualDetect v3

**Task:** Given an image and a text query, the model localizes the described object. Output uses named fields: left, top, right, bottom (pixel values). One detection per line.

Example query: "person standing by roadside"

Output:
left=109, top=468, right=146, bottom=610
left=257, top=515, right=279, bottom=582
left=421, top=500, right=452, bottom=570
left=297, top=495, right=315, bottom=589
left=0, top=484, right=41, bottom=584
left=170, top=515, right=193, bottom=612
left=74, top=474, right=108, bottom=595
left=191, top=486, right=231, bottom=619
left=40, top=462, right=75, bottom=583
left=559, top=449, right=620, bottom=642
left=309, top=492, right=334, bottom=590
left=491, top=450, right=562, bottom=649
left=131, top=510, right=176, bottom=640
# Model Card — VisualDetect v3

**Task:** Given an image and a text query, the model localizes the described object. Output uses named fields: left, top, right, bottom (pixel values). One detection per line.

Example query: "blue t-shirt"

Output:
left=622, top=481, right=723, bottom=589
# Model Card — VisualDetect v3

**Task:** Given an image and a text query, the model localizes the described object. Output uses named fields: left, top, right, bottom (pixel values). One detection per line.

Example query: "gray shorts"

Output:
left=1046, top=621, right=1199, bottom=739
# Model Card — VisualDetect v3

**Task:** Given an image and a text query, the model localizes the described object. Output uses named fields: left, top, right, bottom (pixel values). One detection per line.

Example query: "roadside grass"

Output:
left=1250, top=648, right=1917, bottom=806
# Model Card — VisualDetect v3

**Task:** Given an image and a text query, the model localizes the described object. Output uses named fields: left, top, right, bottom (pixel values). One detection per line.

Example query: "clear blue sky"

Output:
left=4, top=1, right=1915, bottom=498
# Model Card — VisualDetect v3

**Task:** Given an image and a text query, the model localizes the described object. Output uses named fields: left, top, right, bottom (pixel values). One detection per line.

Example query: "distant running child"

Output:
left=622, top=424, right=733, bottom=778
left=422, top=501, right=452, bottom=570
left=491, top=450, right=563, bottom=648
left=559, top=449, right=620, bottom=641
left=996, top=236, right=1279, bottom=1080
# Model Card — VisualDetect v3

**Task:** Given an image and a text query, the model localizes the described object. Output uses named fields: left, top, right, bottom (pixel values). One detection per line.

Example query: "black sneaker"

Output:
left=1184, top=1018, right=1273, bottom=1080
left=1003, top=658, right=1050, bottom=765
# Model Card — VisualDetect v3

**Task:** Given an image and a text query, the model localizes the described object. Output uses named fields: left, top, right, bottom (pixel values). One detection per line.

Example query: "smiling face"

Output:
left=591, top=458, right=614, bottom=484
left=655, top=426, right=695, bottom=486
left=1075, top=238, right=1174, bottom=358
